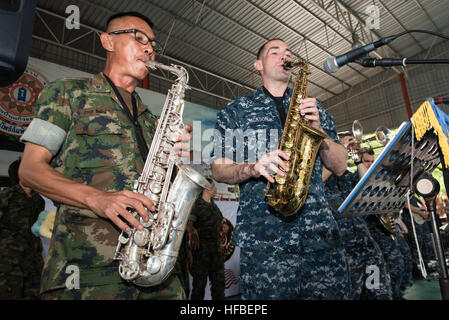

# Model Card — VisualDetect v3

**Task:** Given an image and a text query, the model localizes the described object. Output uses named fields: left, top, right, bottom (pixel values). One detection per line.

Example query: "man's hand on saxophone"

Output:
left=174, top=123, right=193, bottom=157
left=298, top=97, right=323, bottom=132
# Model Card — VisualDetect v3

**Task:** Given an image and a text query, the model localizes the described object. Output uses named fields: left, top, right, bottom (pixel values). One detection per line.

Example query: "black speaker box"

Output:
left=0, top=0, right=37, bottom=87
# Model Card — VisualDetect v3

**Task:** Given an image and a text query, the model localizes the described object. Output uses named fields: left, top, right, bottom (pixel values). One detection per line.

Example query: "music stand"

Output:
left=338, top=100, right=449, bottom=299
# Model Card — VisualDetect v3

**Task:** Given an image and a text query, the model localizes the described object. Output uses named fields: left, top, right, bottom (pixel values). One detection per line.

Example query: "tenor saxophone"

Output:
left=114, top=61, right=211, bottom=287
left=265, top=58, right=328, bottom=216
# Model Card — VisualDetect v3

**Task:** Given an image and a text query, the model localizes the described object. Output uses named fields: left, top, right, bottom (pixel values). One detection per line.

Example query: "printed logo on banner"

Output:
left=221, top=217, right=236, bottom=262
left=0, top=68, right=48, bottom=136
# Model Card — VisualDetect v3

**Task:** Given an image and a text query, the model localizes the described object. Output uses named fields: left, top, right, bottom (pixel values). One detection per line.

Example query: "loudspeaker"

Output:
left=0, top=0, right=37, bottom=87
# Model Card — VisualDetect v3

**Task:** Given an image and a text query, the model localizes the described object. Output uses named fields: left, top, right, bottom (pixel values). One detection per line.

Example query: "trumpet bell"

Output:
left=375, top=126, right=391, bottom=146
left=352, top=120, right=363, bottom=143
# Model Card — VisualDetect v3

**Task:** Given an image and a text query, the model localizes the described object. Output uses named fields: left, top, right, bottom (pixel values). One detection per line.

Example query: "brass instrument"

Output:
left=114, top=60, right=211, bottom=287
left=265, top=58, right=328, bottom=216
left=345, top=121, right=391, bottom=162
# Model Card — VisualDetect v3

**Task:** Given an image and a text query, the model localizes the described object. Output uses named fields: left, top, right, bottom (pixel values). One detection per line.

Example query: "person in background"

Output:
left=0, top=158, right=45, bottom=299
left=323, top=136, right=392, bottom=300
left=186, top=179, right=225, bottom=300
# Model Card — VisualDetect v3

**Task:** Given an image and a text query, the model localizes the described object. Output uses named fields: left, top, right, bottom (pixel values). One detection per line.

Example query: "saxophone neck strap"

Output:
left=263, top=86, right=287, bottom=127
left=103, top=73, right=149, bottom=161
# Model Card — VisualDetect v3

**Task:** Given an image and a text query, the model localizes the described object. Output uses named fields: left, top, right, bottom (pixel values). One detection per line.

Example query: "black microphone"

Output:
left=323, top=35, right=397, bottom=73
left=355, top=57, right=449, bottom=68
left=355, top=57, right=408, bottom=67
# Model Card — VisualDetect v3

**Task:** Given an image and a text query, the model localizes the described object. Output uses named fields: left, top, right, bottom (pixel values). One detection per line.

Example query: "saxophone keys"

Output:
left=275, top=175, right=286, bottom=184
left=134, top=228, right=150, bottom=247
left=119, top=260, right=140, bottom=281
left=118, top=231, right=130, bottom=244
left=146, top=256, right=162, bottom=274
left=149, top=181, right=162, bottom=194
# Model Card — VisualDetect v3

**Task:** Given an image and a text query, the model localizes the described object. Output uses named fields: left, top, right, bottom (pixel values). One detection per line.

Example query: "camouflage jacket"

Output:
left=20, top=73, right=157, bottom=291
left=0, top=185, right=45, bottom=251
left=189, top=197, right=223, bottom=247
left=212, top=86, right=343, bottom=254
left=324, top=171, right=381, bottom=252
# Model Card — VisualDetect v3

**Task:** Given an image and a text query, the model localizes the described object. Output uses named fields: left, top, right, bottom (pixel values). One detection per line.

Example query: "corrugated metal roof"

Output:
left=32, top=0, right=449, bottom=113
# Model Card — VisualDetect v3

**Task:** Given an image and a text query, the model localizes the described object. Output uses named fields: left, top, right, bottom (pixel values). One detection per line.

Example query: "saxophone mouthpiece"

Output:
left=283, top=60, right=293, bottom=70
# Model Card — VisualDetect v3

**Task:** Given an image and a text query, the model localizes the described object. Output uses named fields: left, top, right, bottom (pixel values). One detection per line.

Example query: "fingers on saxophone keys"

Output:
left=108, top=210, right=134, bottom=233
left=118, top=208, right=145, bottom=232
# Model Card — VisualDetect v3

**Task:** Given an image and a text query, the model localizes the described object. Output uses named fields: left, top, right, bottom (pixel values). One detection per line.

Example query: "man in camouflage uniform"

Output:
left=18, top=12, right=191, bottom=300
left=356, top=150, right=408, bottom=299
left=402, top=195, right=433, bottom=278
left=394, top=219, right=413, bottom=293
left=365, top=214, right=406, bottom=299
left=323, top=137, right=393, bottom=300
left=211, top=39, right=351, bottom=299
left=186, top=179, right=225, bottom=300
left=0, top=159, right=45, bottom=299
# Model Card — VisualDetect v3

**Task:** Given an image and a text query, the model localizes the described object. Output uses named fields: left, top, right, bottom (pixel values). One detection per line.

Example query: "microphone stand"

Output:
left=415, top=173, right=449, bottom=300
left=355, top=57, right=449, bottom=68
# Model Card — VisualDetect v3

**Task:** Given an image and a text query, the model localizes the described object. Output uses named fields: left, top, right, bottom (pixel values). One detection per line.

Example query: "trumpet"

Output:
left=338, top=120, right=392, bottom=163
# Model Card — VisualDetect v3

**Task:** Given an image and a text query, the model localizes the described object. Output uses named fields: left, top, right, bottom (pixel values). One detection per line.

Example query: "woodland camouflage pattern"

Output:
left=213, top=86, right=351, bottom=299
left=325, top=171, right=393, bottom=300
left=189, top=197, right=225, bottom=300
left=21, top=73, right=184, bottom=299
left=0, top=185, right=45, bottom=299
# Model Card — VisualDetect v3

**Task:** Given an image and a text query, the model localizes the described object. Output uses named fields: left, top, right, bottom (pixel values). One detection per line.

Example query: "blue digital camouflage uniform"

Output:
left=365, top=214, right=405, bottom=299
left=394, top=225, right=413, bottom=293
left=324, top=170, right=393, bottom=300
left=20, top=73, right=185, bottom=300
left=212, top=86, right=351, bottom=300
left=402, top=196, right=434, bottom=273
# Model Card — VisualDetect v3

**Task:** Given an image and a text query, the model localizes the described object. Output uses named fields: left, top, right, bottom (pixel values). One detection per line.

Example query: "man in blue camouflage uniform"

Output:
left=323, top=136, right=392, bottom=300
left=211, top=39, right=351, bottom=299
left=357, top=150, right=408, bottom=299
left=402, top=195, right=433, bottom=278
left=18, top=12, right=191, bottom=300
left=393, top=217, right=413, bottom=293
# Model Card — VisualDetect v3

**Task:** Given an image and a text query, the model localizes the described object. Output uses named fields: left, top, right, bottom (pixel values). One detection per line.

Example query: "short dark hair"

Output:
left=8, top=158, right=21, bottom=186
left=364, top=148, right=375, bottom=156
left=256, top=38, right=284, bottom=59
left=106, top=12, right=154, bottom=30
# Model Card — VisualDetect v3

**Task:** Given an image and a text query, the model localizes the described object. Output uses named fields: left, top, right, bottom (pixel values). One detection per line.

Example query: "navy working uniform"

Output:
left=212, top=86, right=351, bottom=300
left=324, top=170, right=393, bottom=300
left=365, top=214, right=406, bottom=299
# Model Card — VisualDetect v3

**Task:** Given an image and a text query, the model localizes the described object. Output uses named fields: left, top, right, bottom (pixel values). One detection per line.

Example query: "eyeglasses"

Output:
left=108, top=29, right=162, bottom=52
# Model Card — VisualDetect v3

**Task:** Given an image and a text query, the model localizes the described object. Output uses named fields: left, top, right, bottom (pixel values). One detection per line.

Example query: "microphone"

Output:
left=355, top=57, right=408, bottom=68
left=323, top=35, right=396, bottom=73
left=355, top=57, right=449, bottom=68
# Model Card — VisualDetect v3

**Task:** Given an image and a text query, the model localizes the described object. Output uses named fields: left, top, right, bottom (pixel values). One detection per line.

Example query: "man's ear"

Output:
left=254, top=59, right=263, bottom=72
left=100, top=32, right=114, bottom=52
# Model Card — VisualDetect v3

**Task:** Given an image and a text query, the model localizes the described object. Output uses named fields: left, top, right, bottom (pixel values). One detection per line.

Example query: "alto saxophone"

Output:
left=114, top=60, right=211, bottom=287
left=265, top=58, right=328, bottom=216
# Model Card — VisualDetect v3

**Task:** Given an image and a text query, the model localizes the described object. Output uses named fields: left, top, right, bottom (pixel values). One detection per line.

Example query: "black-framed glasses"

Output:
left=108, top=29, right=161, bottom=52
